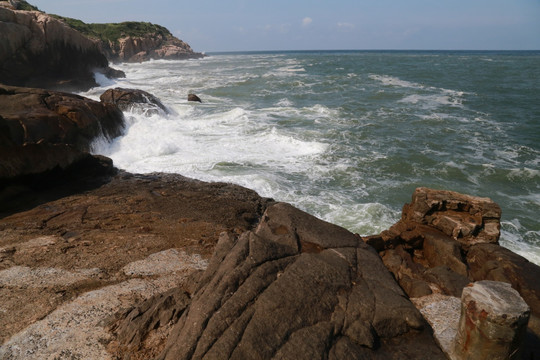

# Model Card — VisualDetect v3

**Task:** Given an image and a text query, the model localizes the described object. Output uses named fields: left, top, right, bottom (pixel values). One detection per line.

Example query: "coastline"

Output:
left=1, top=3, right=539, bottom=358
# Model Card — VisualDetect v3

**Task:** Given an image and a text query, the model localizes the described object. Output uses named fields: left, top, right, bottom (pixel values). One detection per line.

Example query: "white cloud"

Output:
left=302, top=17, right=313, bottom=27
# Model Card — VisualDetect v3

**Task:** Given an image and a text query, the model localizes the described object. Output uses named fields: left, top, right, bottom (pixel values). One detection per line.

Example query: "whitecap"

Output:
left=369, top=74, right=424, bottom=89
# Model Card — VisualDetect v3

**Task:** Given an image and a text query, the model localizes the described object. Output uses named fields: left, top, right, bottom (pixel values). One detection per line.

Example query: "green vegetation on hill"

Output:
left=51, top=15, right=172, bottom=44
left=0, top=0, right=39, bottom=11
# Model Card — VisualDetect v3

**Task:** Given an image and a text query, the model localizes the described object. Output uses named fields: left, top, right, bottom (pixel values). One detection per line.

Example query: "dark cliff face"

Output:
left=0, top=6, right=119, bottom=91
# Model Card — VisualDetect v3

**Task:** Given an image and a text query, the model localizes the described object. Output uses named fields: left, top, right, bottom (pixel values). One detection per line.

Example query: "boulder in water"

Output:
left=100, top=88, right=170, bottom=115
left=187, top=93, right=202, bottom=103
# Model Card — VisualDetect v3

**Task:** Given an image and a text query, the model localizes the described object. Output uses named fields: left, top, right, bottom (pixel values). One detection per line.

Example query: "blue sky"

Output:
left=30, top=0, right=540, bottom=52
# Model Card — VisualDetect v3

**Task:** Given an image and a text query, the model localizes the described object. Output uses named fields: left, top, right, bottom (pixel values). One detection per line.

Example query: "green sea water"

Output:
left=87, top=50, right=540, bottom=264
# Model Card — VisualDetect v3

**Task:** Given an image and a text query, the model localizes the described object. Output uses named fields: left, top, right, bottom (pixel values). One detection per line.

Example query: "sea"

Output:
left=83, top=50, right=540, bottom=265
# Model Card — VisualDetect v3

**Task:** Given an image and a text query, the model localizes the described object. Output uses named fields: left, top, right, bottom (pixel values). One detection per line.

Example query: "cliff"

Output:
left=0, top=0, right=202, bottom=92
left=0, top=3, right=122, bottom=91
left=52, top=16, right=205, bottom=63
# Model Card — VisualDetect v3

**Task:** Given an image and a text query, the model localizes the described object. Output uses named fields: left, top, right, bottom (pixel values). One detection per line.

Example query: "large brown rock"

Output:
left=467, top=243, right=540, bottom=318
left=402, top=187, right=501, bottom=248
left=0, top=6, right=122, bottom=91
left=0, top=85, right=124, bottom=150
left=0, top=85, right=124, bottom=181
left=100, top=87, right=169, bottom=115
left=367, top=187, right=540, bottom=358
left=157, top=203, right=445, bottom=360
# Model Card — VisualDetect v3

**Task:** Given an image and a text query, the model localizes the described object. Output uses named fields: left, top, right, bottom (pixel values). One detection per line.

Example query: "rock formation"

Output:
left=188, top=93, right=202, bottom=103
left=100, top=87, right=170, bottom=115
left=0, top=5, right=123, bottom=91
left=364, top=187, right=540, bottom=358
left=51, top=15, right=205, bottom=63
left=0, top=172, right=271, bottom=358
left=98, top=30, right=205, bottom=63
left=0, top=84, right=124, bottom=184
left=155, top=202, right=445, bottom=360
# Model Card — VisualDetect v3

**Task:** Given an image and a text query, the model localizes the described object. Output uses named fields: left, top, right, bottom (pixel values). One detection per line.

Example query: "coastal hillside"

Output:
left=51, top=15, right=205, bottom=62
left=0, top=0, right=203, bottom=90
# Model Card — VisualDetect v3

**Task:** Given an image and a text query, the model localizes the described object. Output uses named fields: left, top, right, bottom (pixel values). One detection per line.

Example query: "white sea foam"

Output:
left=369, top=74, right=424, bottom=89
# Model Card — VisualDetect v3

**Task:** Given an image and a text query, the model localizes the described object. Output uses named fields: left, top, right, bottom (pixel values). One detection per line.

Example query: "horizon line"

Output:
left=204, top=49, right=540, bottom=54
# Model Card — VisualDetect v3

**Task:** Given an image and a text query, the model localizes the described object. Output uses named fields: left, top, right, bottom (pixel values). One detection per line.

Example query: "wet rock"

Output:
left=0, top=85, right=124, bottom=151
left=0, top=84, right=123, bottom=185
left=100, top=88, right=170, bottom=115
left=158, top=203, right=445, bottom=360
left=188, top=93, right=202, bottom=103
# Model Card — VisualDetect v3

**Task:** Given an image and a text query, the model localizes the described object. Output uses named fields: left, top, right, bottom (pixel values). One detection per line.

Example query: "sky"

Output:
left=29, top=0, right=540, bottom=52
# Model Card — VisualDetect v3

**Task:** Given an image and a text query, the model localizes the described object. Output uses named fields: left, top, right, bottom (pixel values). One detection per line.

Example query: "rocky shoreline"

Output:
left=1, top=2, right=540, bottom=359
left=1, top=86, right=539, bottom=359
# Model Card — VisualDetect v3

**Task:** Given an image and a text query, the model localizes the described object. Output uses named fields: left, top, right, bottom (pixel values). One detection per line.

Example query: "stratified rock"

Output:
left=401, top=187, right=501, bottom=248
left=158, top=203, right=445, bottom=360
left=0, top=6, right=122, bottom=91
left=100, top=88, right=169, bottom=115
left=368, top=187, right=540, bottom=358
left=187, top=94, right=202, bottom=103
left=109, top=288, right=191, bottom=358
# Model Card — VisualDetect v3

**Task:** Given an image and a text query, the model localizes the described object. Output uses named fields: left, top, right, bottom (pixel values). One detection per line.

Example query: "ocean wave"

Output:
left=369, top=74, right=424, bottom=89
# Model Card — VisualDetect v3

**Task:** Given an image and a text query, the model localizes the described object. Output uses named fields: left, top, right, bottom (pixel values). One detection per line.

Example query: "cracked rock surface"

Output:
left=158, top=203, right=445, bottom=360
